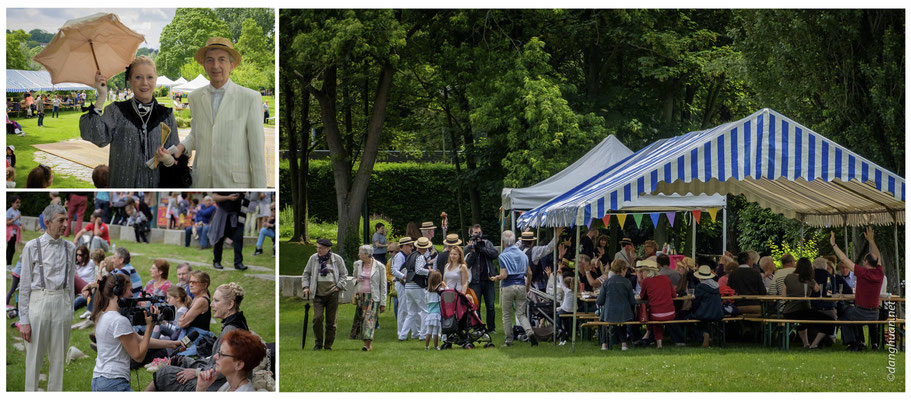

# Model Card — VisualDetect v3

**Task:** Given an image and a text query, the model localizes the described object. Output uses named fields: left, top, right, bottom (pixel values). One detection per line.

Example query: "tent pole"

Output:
left=893, top=212, right=900, bottom=296
left=843, top=217, right=849, bottom=255
left=512, top=210, right=516, bottom=234
left=553, top=226, right=558, bottom=345
left=722, top=198, right=728, bottom=254
left=571, top=225, right=581, bottom=352
left=692, top=211, right=697, bottom=260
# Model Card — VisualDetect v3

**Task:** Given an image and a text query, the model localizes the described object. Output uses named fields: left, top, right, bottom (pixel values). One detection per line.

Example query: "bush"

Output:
left=7, top=192, right=95, bottom=221
left=175, top=116, right=191, bottom=128
left=279, top=161, right=502, bottom=241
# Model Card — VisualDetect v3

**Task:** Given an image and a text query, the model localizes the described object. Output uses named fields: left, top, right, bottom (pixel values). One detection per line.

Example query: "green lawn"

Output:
left=6, top=229, right=276, bottom=391
left=279, top=295, right=905, bottom=392
left=7, top=95, right=274, bottom=188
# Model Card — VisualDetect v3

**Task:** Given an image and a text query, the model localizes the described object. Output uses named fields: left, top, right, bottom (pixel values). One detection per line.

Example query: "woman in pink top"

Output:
left=144, top=259, right=174, bottom=297
left=350, top=245, right=388, bottom=351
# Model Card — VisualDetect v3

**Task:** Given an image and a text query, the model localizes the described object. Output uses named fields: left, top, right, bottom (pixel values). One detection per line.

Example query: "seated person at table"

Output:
left=578, top=254, right=605, bottom=291
left=596, top=259, right=636, bottom=351
left=690, top=265, right=723, bottom=347
left=635, top=260, right=675, bottom=349
left=727, top=252, right=767, bottom=314
left=783, top=257, right=836, bottom=349
left=149, top=282, right=250, bottom=391
left=811, top=257, right=838, bottom=321
left=830, top=227, right=884, bottom=352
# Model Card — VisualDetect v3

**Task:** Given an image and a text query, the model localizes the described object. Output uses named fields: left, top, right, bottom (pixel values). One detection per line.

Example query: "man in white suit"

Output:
left=174, top=37, right=266, bottom=188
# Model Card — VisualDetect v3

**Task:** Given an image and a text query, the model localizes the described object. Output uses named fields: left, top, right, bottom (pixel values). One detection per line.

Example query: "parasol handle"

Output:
left=88, top=39, right=101, bottom=74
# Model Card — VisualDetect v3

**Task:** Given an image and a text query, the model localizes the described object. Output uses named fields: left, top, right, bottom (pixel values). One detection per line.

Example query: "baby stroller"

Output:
left=439, top=288, right=494, bottom=349
left=525, top=288, right=560, bottom=342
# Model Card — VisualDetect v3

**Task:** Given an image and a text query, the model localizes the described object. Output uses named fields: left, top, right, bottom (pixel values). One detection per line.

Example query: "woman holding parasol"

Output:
left=79, top=56, right=181, bottom=188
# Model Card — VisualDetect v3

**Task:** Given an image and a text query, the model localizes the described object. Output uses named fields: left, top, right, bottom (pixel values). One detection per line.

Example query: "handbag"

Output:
left=158, top=154, right=192, bottom=188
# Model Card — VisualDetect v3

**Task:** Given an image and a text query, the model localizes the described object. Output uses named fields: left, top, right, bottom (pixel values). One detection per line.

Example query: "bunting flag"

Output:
left=692, top=209, right=702, bottom=224
left=585, top=218, right=594, bottom=228
left=633, top=213, right=644, bottom=228
left=649, top=212, right=661, bottom=228
left=707, top=207, right=719, bottom=223
left=666, top=212, right=676, bottom=226
left=617, top=214, right=628, bottom=228
left=602, top=214, right=611, bottom=227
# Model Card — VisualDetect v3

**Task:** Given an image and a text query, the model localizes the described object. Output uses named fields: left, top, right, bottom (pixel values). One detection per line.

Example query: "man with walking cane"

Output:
left=302, top=238, right=347, bottom=350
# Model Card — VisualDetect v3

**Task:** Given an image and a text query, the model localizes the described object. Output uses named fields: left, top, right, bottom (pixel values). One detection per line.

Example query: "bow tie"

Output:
left=46, top=236, right=65, bottom=245
left=207, top=86, right=226, bottom=95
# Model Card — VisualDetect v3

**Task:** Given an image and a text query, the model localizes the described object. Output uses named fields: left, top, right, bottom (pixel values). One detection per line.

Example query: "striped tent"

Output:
left=518, top=108, right=904, bottom=229
left=6, top=69, right=94, bottom=93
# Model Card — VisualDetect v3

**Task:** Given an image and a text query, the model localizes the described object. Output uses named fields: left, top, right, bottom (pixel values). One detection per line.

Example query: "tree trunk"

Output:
left=456, top=91, right=483, bottom=225
left=282, top=78, right=303, bottom=242
left=299, top=84, right=312, bottom=243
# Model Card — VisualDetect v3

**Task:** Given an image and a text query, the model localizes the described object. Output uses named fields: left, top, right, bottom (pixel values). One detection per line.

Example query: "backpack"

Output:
left=404, top=252, right=427, bottom=289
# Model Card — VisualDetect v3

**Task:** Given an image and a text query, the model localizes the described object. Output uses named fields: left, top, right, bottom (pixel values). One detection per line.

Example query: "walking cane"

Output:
left=302, top=296, right=311, bottom=350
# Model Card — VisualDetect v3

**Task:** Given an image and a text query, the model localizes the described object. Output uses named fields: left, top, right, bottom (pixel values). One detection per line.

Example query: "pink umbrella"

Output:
left=33, top=13, right=145, bottom=87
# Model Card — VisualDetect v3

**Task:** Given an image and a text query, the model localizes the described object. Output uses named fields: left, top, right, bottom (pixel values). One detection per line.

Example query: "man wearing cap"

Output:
left=419, top=222, right=439, bottom=265
left=491, top=230, right=538, bottom=346
left=174, top=37, right=266, bottom=188
left=517, top=228, right=563, bottom=290
left=464, top=224, right=500, bottom=333
left=302, top=238, right=348, bottom=350
left=19, top=204, right=76, bottom=391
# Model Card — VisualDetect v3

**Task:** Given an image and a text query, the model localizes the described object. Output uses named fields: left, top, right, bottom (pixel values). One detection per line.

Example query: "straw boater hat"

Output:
left=443, top=234, right=462, bottom=246
left=398, top=237, right=414, bottom=246
left=194, top=37, right=242, bottom=66
left=619, top=237, right=633, bottom=246
left=635, top=259, right=658, bottom=271
left=693, top=265, right=716, bottom=280
left=415, top=237, right=433, bottom=249
left=420, top=221, right=437, bottom=230
left=519, top=231, right=537, bottom=242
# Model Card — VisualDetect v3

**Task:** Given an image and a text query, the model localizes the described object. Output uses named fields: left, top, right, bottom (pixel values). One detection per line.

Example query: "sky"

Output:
left=7, top=8, right=176, bottom=50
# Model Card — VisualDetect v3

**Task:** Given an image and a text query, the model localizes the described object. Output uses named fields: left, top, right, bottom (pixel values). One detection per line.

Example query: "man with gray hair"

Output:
left=490, top=230, right=538, bottom=346
left=176, top=262, right=194, bottom=299
left=173, top=37, right=266, bottom=188
left=18, top=204, right=76, bottom=391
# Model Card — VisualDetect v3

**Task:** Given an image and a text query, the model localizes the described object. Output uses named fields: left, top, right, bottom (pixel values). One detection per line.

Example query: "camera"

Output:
left=118, top=294, right=176, bottom=326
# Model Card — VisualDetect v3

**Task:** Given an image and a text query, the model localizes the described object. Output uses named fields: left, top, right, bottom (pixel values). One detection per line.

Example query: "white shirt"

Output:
left=209, top=83, right=227, bottom=117
left=18, top=233, right=76, bottom=325
left=93, top=311, right=134, bottom=380
left=76, top=261, right=96, bottom=285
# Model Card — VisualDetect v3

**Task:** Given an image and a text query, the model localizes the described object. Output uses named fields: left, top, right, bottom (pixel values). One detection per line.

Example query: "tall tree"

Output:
left=157, top=8, right=231, bottom=80
left=215, top=8, right=275, bottom=42
left=6, top=29, right=30, bottom=70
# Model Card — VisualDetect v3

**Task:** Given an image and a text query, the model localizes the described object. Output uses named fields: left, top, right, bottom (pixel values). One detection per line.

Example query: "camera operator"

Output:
left=464, top=224, right=499, bottom=333
left=91, top=272, right=180, bottom=391
left=209, top=193, right=249, bottom=271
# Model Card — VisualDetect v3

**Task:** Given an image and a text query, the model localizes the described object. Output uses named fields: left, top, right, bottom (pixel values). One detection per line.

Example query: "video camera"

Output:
left=118, top=294, right=176, bottom=326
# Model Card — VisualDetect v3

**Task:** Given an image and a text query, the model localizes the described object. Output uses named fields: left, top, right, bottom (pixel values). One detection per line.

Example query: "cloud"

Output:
left=7, top=8, right=176, bottom=50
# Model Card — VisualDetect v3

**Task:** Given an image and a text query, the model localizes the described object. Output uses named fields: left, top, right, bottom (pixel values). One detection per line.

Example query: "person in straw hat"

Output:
left=517, top=228, right=564, bottom=290
left=434, top=233, right=462, bottom=273
left=173, top=37, right=266, bottom=188
left=634, top=259, right=675, bottom=349
left=390, top=237, right=428, bottom=340
left=490, top=230, right=538, bottom=346
left=418, top=221, right=439, bottom=264
left=690, top=265, right=723, bottom=347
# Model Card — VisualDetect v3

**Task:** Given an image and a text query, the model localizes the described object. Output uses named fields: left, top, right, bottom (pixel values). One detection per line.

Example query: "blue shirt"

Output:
left=195, top=204, right=216, bottom=224
left=6, top=208, right=21, bottom=226
left=498, top=244, right=528, bottom=287
left=372, top=232, right=387, bottom=255
left=115, top=264, right=142, bottom=296
left=95, top=192, right=110, bottom=202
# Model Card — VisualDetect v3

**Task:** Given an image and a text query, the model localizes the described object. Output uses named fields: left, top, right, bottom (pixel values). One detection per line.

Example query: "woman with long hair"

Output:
left=90, top=273, right=179, bottom=391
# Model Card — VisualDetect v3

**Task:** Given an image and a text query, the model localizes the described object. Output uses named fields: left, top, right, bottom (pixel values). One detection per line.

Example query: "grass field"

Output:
left=6, top=229, right=276, bottom=391
left=7, top=95, right=274, bottom=188
left=278, top=294, right=905, bottom=392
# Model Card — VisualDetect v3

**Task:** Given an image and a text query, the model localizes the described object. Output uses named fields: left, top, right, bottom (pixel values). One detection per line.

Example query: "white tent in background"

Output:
left=156, top=76, right=175, bottom=87
left=171, top=75, right=209, bottom=93
left=172, top=76, right=188, bottom=86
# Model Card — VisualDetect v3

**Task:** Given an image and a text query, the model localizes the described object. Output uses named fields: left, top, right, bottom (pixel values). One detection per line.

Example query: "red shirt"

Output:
left=84, top=222, right=110, bottom=244
left=853, top=265, right=884, bottom=309
left=640, top=274, right=676, bottom=317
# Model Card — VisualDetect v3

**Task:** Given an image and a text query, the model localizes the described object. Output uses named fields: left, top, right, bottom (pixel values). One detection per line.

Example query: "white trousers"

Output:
left=402, top=286, right=427, bottom=339
left=25, top=289, right=71, bottom=391
left=395, top=282, right=409, bottom=339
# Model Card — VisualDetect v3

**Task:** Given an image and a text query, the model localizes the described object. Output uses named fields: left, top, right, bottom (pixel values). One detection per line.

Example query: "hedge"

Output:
left=6, top=192, right=96, bottom=221
left=279, top=160, right=502, bottom=241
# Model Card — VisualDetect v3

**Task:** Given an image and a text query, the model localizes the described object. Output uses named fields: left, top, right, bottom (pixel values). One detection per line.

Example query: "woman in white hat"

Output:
left=689, top=265, right=723, bottom=347
left=635, top=259, right=675, bottom=349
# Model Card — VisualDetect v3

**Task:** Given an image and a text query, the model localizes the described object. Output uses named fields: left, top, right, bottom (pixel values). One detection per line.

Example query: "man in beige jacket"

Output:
left=302, top=239, right=348, bottom=350
left=175, top=37, right=266, bottom=188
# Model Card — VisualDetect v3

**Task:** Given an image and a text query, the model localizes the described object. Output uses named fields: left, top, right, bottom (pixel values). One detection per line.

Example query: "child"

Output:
left=125, top=204, right=150, bottom=243
left=154, top=286, right=190, bottom=340
left=690, top=265, right=724, bottom=347
left=557, top=275, right=575, bottom=345
left=424, top=270, right=445, bottom=350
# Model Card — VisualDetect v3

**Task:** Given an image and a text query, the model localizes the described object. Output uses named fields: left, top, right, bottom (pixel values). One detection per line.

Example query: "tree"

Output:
left=234, top=18, right=275, bottom=90
left=157, top=8, right=231, bottom=80
left=215, top=8, right=275, bottom=42
left=6, top=29, right=30, bottom=70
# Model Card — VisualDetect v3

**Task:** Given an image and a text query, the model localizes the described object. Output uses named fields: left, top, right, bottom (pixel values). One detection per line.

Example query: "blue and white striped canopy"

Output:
left=7, top=69, right=94, bottom=93
left=518, top=108, right=905, bottom=229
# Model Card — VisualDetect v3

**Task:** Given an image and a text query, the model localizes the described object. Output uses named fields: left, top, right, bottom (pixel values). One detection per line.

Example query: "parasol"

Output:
left=33, top=13, right=145, bottom=87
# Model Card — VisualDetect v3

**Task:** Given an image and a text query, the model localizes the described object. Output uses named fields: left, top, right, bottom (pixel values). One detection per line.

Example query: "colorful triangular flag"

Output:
left=707, top=207, right=719, bottom=223
left=633, top=213, right=644, bottom=228
left=666, top=212, right=676, bottom=226
left=617, top=214, right=628, bottom=228
left=585, top=218, right=594, bottom=228
left=602, top=214, right=611, bottom=227
left=692, top=210, right=702, bottom=224
left=649, top=212, right=661, bottom=228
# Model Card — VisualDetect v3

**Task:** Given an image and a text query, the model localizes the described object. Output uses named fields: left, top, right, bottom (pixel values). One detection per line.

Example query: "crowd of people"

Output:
left=302, top=220, right=893, bottom=353
left=6, top=203, right=272, bottom=391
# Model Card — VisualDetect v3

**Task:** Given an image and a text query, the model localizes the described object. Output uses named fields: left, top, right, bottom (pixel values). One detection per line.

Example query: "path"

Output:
left=32, top=127, right=276, bottom=187
left=152, top=256, right=275, bottom=281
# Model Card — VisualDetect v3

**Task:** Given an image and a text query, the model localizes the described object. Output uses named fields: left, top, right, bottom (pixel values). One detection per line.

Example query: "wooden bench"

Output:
left=743, top=317, right=906, bottom=351
left=580, top=317, right=744, bottom=348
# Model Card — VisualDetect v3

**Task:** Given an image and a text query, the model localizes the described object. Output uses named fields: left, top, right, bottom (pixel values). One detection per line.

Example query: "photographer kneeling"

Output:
left=148, top=282, right=249, bottom=391
left=91, top=273, right=180, bottom=391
